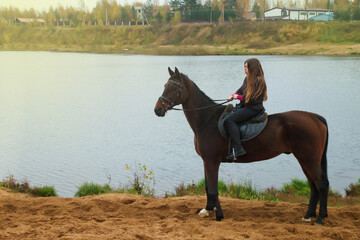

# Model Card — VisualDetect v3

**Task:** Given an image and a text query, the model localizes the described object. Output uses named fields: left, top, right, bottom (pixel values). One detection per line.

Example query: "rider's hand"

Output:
left=227, top=95, right=234, bottom=101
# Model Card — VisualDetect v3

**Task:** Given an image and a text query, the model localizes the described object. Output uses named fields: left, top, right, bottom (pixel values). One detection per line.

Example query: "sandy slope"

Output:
left=0, top=191, right=359, bottom=240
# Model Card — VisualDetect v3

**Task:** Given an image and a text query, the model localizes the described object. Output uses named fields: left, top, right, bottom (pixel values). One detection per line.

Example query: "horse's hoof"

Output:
left=314, top=218, right=325, bottom=226
left=198, top=208, right=210, bottom=218
left=301, top=217, right=312, bottom=222
left=216, top=216, right=223, bottom=221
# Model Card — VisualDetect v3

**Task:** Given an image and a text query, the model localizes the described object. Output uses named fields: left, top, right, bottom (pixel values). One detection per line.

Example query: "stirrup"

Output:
left=226, top=147, right=246, bottom=160
left=226, top=148, right=237, bottom=160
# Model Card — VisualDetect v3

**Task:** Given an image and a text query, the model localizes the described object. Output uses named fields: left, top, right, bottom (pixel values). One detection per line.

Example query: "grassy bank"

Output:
left=1, top=21, right=360, bottom=55
left=2, top=173, right=360, bottom=206
left=168, top=178, right=360, bottom=206
left=0, top=175, right=57, bottom=197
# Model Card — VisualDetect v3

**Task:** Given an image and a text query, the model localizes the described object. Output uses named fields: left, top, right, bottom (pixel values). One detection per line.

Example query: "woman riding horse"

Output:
left=225, top=58, right=268, bottom=159
left=154, top=66, right=329, bottom=225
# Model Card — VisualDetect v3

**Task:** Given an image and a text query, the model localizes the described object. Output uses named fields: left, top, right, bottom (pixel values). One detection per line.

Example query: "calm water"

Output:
left=0, top=51, right=359, bottom=197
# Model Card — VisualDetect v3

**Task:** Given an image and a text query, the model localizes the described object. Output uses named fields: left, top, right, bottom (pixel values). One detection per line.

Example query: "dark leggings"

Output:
left=224, top=107, right=263, bottom=148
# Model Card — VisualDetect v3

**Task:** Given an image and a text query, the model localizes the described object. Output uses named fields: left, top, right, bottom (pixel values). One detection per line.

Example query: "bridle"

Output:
left=158, top=74, right=230, bottom=112
left=158, top=76, right=183, bottom=112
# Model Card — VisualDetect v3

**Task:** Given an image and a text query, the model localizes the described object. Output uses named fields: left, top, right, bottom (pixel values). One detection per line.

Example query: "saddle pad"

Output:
left=218, top=106, right=268, bottom=142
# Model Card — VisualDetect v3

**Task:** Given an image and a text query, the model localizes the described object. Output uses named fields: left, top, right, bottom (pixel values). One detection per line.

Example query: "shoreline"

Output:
left=1, top=43, right=360, bottom=56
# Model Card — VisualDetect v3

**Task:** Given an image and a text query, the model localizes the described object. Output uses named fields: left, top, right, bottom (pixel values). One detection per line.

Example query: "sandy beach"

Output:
left=1, top=189, right=359, bottom=240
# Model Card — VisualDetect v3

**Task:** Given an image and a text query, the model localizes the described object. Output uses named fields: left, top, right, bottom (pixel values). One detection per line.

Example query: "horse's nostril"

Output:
left=155, top=107, right=162, bottom=116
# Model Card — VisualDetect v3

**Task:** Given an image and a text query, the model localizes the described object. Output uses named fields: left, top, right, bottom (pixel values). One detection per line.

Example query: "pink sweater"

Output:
left=232, top=93, right=244, bottom=101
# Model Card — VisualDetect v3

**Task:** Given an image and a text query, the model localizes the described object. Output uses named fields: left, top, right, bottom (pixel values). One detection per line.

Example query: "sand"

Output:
left=0, top=190, right=359, bottom=240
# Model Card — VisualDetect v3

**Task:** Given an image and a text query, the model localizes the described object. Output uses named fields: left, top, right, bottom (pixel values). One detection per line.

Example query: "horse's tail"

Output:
left=316, top=115, right=329, bottom=181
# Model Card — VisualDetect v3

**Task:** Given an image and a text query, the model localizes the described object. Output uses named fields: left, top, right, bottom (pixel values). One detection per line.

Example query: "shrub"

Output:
left=172, top=11, right=181, bottom=25
left=0, top=175, right=58, bottom=197
left=32, top=186, right=58, bottom=197
left=171, top=178, right=262, bottom=200
left=334, top=10, right=351, bottom=21
left=0, top=175, right=31, bottom=193
left=345, top=179, right=360, bottom=197
left=262, top=187, right=281, bottom=202
left=173, top=180, right=204, bottom=196
left=282, top=179, right=311, bottom=196
left=74, top=163, right=155, bottom=197
left=75, top=182, right=114, bottom=197
left=173, top=183, right=191, bottom=196
left=124, top=163, right=155, bottom=196
left=226, top=181, right=261, bottom=200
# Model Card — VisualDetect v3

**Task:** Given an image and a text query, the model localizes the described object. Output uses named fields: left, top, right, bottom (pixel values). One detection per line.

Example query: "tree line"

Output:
left=0, top=0, right=359, bottom=26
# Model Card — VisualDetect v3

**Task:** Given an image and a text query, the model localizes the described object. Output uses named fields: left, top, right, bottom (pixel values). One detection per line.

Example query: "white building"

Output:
left=134, top=7, right=145, bottom=21
left=264, top=7, right=333, bottom=21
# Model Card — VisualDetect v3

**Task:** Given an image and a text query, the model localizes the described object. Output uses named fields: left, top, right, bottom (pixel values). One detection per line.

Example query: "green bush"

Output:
left=345, top=178, right=360, bottom=197
left=171, top=178, right=262, bottom=200
left=226, top=181, right=261, bottom=200
left=32, top=186, right=57, bottom=197
left=174, top=179, right=205, bottom=196
left=262, top=187, right=281, bottom=202
left=0, top=175, right=58, bottom=197
left=0, top=175, right=31, bottom=193
left=282, top=179, right=311, bottom=196
left=75, top=182, right=114, bottom=197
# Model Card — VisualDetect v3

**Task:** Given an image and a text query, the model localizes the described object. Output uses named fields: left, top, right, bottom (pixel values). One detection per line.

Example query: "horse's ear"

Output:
left=175, top=67, right=180, bottom=77
left=168, top=67, right=174, bottom=76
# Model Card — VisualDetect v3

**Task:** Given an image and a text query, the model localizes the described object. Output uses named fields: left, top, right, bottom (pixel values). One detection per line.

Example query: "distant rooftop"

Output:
left=265, top=7, right=331, bottom=12
left=16, top=18, right=46, bottom=23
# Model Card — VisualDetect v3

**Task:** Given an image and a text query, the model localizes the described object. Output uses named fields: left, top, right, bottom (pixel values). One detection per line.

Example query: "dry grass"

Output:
left=1, top=21, right=360, bottom=56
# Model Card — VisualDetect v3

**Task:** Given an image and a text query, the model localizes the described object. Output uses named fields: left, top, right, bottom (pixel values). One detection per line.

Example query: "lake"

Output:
left=0, top=51, right=359, bottom=197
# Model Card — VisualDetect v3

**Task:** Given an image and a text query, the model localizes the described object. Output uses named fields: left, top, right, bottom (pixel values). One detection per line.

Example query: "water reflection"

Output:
left=0, top=52, right=359, bottom=197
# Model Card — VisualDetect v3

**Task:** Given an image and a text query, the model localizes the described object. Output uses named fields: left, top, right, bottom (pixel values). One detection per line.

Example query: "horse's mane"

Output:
left=179, top=72, right=226, bottom=129
left=181, top=73, right=216, bottom=105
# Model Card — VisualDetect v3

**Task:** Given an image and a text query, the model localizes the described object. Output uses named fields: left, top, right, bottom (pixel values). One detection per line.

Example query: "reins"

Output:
left=159, top=73, right=232, bottom=112
left=171, top=100, right=231, bottom=112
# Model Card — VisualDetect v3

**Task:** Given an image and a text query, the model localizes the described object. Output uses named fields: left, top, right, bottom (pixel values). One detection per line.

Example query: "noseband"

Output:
left=159, top=77, right=183, bottom=111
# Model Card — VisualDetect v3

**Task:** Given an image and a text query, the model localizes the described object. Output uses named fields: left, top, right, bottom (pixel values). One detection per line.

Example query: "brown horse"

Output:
left=154, top=67, right=329, bottom=225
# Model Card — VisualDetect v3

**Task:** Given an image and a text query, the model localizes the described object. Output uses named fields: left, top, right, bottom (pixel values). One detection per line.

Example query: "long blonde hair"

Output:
left=244, top=58, right=268, bottom=103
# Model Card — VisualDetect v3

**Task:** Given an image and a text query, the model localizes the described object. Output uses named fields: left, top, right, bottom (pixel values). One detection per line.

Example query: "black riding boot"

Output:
left=226, top=144, right=246, bottom=160
left=225, top=118, right=246, bottom=160
left=224, top=107, right=256, bottom=160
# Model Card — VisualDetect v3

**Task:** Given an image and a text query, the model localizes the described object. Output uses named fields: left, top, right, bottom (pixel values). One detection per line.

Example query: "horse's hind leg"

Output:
left=302, top=156, right=329, bottom=225
left=300, top=163, right=328, bottom=225
left=302, top=172, right=320, bottom=221
left=297, top=155, right=328, bottom=224
left=316, top=170, right=329, bottom=225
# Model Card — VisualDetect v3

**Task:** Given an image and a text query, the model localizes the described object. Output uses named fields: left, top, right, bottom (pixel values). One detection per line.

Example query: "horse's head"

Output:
left=154, top=67, right=185, bottom=117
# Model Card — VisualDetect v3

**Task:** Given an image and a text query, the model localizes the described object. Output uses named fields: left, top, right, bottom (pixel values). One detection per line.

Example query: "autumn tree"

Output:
left=255, top=0, right=268, bottom=19
left=235, top=0, right=246, bottom=19
left=334, top=0, right=350, bottom=11
left=109, top=0, right=121, bottom=24
left=143, top=0, right=154, bottom=24
left=172, top=10, right=181, bottom=24
left=308, top=0, right=328, bottom=8
left=334, top=0, right=351, bottom=21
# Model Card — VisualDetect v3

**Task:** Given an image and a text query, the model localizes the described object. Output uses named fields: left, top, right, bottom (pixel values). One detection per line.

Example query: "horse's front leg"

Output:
left=198, top=159, right=223, bottom=221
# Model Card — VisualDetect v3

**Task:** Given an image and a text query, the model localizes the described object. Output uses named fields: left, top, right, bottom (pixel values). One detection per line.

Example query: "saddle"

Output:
left=218, top=104, right=268, bottom=142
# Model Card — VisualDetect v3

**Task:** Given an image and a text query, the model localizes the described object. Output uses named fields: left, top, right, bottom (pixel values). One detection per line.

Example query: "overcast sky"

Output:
left=0, top=0, right=137, bottom=11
